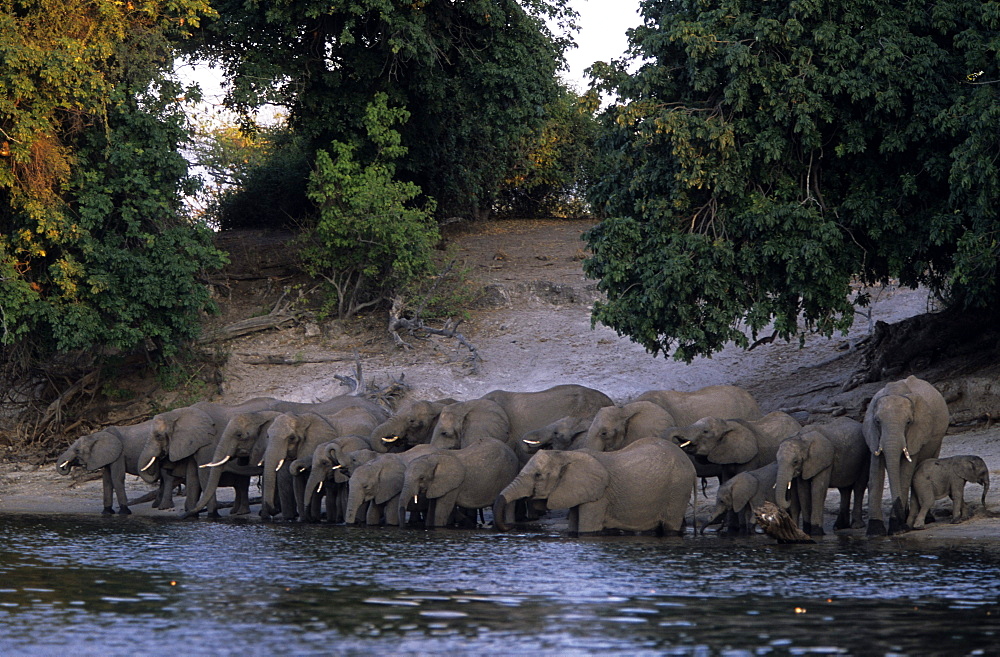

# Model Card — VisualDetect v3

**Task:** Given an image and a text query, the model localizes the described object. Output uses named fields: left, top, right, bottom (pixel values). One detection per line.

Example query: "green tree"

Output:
left=496, top=85, right=600, bottom=218
left=300, top=94, right=439, bottom=319
left=0, top=0, right=223, bottom=366
left=585, top=0, right=1000, bottom=362
left=185, top=0, right=575, bottom=219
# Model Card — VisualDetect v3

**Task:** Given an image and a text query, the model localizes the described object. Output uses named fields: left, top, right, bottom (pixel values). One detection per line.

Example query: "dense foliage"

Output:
left=300, top=95, right=439, bottom=319
left=186, top=0, right=576, bottom=220
left=585, top=0, right=1000, bottom=361
left=0, top=0, right=224, bottom=369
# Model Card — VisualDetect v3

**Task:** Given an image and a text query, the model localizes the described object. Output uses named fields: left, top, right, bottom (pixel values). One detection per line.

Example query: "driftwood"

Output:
left=198, top=286, right=309, bottom=344
left=753, top=502, right=816, bottom=544
left=239, top=354, right=360, bottom=365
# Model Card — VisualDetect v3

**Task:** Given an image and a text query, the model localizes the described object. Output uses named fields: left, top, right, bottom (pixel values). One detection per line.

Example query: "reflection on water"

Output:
left=0, top=515, right=997, bottom=654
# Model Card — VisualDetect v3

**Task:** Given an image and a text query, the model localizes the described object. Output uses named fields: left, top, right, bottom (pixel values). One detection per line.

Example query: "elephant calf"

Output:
left=907, top=455, right=990, bottom=529
left=704, top=462, right=796, bottom=535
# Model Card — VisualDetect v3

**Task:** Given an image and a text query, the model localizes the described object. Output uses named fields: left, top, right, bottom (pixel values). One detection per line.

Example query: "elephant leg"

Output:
left=867, top=456, right=888, bottom=536
left=277, top=468, right=297, bottom=520
left=384, top=500, right=400, bottom=526
left=231, top=475, right=251, bottom=516
left=428, top=490, right=459, bottom=528
left=155, top=470, right=176, bottom=510
left=101, top=468, right=115, bottom=515
left=889, top=459, right=917, bottom=534
left=833, top=487, right=853, bottom=530
left=951, top=482, right=966, bottom=522
left=574, top=499, right=608, bottom=534
left=292, top=470, right=307, bottom=520
left=110, top=460, right=131, bottom=515
left=909, top=490, right=931, bottom=529
left=850, top=478, right=866, bottom=529
left=366, top=500, right=381, bottom=526
left=184, top=460, right=202, bottom=513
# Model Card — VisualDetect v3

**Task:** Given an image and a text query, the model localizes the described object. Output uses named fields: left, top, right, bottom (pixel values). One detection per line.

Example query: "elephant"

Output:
left=493, top=437, right=696, bottom=535
left=300, top=434, right=373, bottom=522
left=574, top=401, right=675, bottom=452
left=907, top=455, right=990, bottom=529
left=56, top=420, right=160, bottom=515
left=344, top=445, right=438, bottom=525
left=864, top=375, right=950, bottom=535
left=481, top=384, right=614, bottom=460
left=138, top=397, right=282, bottom=514
left=634, top=385, right=763, bottom=426
left=261, top=405, right=385, bottom=520
left=773, top=417, right=869, bottom=535
left=520, top=415, right=594, bottom=454
left=398, top=438, right=519, bottom=528
left=370, top=398, right=459, bottom=453
left=430, top=398, right=511, bottom=450
left=668, top=411, right=802, bottom=478
left=703, top=462, right=797, bottom=534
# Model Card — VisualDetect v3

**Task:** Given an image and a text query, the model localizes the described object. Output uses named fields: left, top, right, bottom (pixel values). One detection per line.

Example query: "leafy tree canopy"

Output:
left=186, top=0, right=576, bottom=219
left=585, top=0, right=1000, bottom=362
left=1, top=0, right=224, bottom=364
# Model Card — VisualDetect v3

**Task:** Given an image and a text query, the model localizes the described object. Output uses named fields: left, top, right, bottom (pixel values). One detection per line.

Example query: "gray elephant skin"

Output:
left=56, top=420, right=158, bottom=515
left=520, top=415, right=595, bottom=453
left=704, top=462, right=796, bottom=534
left=634, top=385, right=763, bottom=425
left=398, top=438, right=518, bottom=528
left=430, top=398, right=510, bottom=449
left=370, top=398, right=458, bottom=453
left=138, top=397, right=281, bottom=514
left=482, top=384, right=613, bottom=460
left=300, top=434, right=372, bottom=522
left=493, top=437, right=696, bottom=535
left=774, top=417, right=869, bottom=535
left=907, top=455, right=989, bottom=529
left=575, top=400, right=675, bottom=452
left=345, top=445, right=438, bottom=525
left=261, top=404, right=387, bottom=521
left=670, top=411, right=803, bottom=477
left=863, top=375, right=950, bottom=535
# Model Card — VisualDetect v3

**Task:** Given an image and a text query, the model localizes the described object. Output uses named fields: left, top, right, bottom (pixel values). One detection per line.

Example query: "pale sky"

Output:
left=562, top=0, right=642, bottom=92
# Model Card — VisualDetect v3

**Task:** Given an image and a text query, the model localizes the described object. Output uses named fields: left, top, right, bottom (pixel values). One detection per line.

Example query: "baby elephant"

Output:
left=907, top=455, right=990, bottom=529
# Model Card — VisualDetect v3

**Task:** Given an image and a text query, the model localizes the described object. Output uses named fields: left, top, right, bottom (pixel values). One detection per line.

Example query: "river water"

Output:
left=0, top=514, right=997, bottom=655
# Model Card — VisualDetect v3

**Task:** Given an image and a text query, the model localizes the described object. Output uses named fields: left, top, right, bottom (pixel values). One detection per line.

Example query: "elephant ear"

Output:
left=801, top=431, right=834, bottom=480
left=728, top=475, right=755, bottom=512
left=427, top=453, right=465, bottom=498
left=84, top=431, right=123, bottom=470
left=862, top=393, right=886, bottom=453
left=375, top=462, right=406, bottom=505
left=548, top=453, right=609, bottom=510
left=167, top=407, right=216, bottom=462
left=708, top=421, right=758, bottom=465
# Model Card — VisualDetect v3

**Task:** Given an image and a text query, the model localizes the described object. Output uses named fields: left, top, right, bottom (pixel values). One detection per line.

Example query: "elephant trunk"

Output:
left=982, top=476, right=990, bottom=507
left=303, top=467, right=327, bottom=519
left=882, top=436, right=907, bottom=532
left=137, top=443, right=162, bottom=484
left=704, top=506, right=728, bottom=532
left=493, top=472, right=532, bottom=531
left=398, top=479, right=422, bottom=528
left=261, top=441, right=287, bottom=516
left=344, top=483, right=366, bottom=525
left=371, top=418, right=404, bottom=453
left=56, top=449, right=76, bottom=476
left=773, top=469, right=794, bottom=511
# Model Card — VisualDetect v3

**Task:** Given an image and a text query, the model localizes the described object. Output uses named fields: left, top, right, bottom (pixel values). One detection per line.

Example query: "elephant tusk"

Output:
left=523, top=439, right=541, bottom=446
left=413, top=495, right=419, bottom=505
left=59, top=460, right=70, bottom=469
left=383, top=436, right=399, bottom=443
left=276, top=458, right=285, bottom=472
left=332, top=464, right=343, bottom=470
left=787, top=482, right=792, bottom=490
left=874, top=448, right=882, bottom=457
left=200, top=455, right=231, bottom=469
left=141, top=457, right=157, bottom=472
left=903, top=448, right=912, bottom=462
left=317, top=481, right=324, bottom=494
left=678, top=441, right=691, bottom=448
left=258, top=459, right=264, bottom=467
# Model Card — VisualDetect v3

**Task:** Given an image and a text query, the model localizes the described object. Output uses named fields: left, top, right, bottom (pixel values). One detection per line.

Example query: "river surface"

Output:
left=0, top=514, right=997, bottom=655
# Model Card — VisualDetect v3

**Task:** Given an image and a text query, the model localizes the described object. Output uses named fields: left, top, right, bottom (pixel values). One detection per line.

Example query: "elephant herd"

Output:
left=55, top=376, right=988, bottom=537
